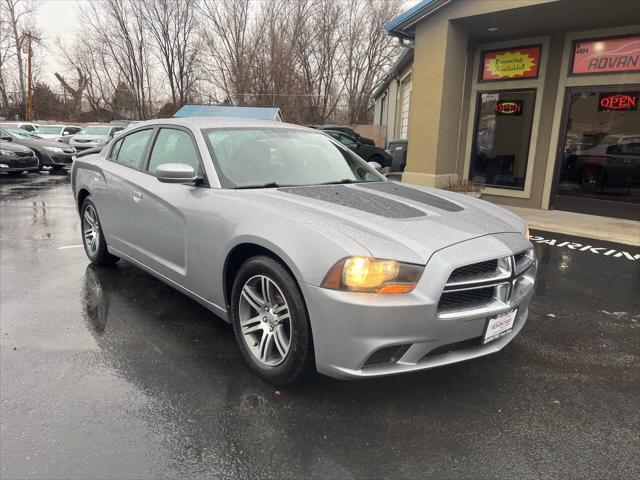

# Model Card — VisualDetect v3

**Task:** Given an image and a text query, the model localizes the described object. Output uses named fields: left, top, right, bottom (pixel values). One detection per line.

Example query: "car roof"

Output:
left=125, top=117, right=311, bottom=131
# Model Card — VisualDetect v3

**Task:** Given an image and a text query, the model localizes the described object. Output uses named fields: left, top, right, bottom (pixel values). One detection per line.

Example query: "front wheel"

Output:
left=230, top=256, right=314, bottom=385
left=80, top=197, right=119, bottom=266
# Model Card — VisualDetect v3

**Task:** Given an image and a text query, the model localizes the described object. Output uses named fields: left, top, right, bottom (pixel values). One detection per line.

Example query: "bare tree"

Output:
left=137, top=0, right=201, bottom=107
left=341, top=0, right=401, bottom=124
left=199, top=0, right=266, bottom=105
left=80, top=0, right=154, bottom=119
left=1, top=0, right=39, bottom=114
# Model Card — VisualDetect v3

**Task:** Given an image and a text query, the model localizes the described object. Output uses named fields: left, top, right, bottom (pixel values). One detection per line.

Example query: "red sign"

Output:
left=598, top=92, right=639, bottom=111
left=495, top=100, right=523, bottom=115
left=572, top=36, right=640, bottom=74
left=481, top=46, right=541, bottom=81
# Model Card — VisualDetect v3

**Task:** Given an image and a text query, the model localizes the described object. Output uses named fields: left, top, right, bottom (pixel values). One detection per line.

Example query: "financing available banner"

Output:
left=481, top=46, right=541, bottom=81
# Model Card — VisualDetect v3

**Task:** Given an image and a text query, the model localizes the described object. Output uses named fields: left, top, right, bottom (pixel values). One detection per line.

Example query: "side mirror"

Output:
left=155, top=163, right=200, bottom=184
left=368, top=161, right=382, bottom=172
left=0, top=136, right=12, bottom=142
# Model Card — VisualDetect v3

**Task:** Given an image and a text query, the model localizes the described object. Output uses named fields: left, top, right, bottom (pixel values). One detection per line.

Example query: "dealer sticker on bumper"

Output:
left=483, top=309, right=517, bottom=344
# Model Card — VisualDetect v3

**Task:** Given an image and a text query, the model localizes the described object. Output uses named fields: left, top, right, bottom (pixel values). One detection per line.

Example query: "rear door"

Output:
left=125, top=126, right=206, bottom=287
left=98, top=128, right=154, bottom=255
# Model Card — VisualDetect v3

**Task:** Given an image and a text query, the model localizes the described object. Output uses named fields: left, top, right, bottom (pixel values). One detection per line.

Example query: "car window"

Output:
left=37, top=126, right=64, bottom=134
left=113, top=129, right=153, bottom=168
left=63, top=127, right=79, bottom=135
left=81, top=126, right=110, bottom=135
left=147, top=128, right=200, bottom=174
left=203, top=128, right=384, bottom=188
left=22, top=124, right=35, bottom=132
left=337, top=134, right=357, bottom=148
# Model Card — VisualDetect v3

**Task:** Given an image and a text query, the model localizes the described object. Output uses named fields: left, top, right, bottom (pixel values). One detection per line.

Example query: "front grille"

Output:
left=15, top=151, right=33, bottom=157
left=448, top=259, right=499, bottom=284
left=437, top=250, right=535, bottom=317
left=438, top=287, right=495, bottom=311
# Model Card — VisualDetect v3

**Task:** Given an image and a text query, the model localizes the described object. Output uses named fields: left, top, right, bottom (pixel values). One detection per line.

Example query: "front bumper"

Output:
left=302, top=232, right=536, bottom=379
left=0, top=155, right=39, bottom=172
left=41, top=151, right=75, bottom=166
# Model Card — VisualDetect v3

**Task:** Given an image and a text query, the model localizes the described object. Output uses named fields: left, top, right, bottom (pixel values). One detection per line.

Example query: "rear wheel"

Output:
left=230, top=256, right=314, bottom=385
left=81, top=197, right=119, bottom=266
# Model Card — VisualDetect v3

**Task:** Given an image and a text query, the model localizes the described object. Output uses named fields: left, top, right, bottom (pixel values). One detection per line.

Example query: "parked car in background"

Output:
left=309, top=124, right=376, bottom=146
left=0, top=140, right=39, bottom=175
left=0, top=121, right=40, bottom=133
left=70, top=124, right=125, bottom=151
left=72, top=117, right=535, bottom=385
left=324, top=130, right=392, bottom=168
left=35, top=124, right=82, bottom=142
left=561, top=134, right=640, bottom=192
left=0, top=128, right=76, bottom=171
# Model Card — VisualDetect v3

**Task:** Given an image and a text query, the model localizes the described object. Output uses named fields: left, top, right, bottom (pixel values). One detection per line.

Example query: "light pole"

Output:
left=21, top=32, right=37, bottom=121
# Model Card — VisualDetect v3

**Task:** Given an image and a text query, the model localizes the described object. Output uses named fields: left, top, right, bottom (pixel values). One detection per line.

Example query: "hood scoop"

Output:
left=280, top=185, right=427, bottom=219
left=358, top=182, right=463, bottom=212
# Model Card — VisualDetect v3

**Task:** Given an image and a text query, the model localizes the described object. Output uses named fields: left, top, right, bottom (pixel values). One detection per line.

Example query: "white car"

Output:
left=35, top=124, right=82, bottom=141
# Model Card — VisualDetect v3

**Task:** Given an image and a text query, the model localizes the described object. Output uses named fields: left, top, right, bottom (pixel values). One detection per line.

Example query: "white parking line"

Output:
left=529, top=235, right=639, bottom=261
left=58, top=245, right=83, bottom=250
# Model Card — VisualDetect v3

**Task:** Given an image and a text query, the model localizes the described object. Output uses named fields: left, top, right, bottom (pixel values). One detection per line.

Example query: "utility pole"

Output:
left=26, top=34, right=32, bottom=121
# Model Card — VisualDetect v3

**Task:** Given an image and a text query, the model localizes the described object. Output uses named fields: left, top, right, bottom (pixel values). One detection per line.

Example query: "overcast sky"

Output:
left=36, top=0, right=82, bottom=86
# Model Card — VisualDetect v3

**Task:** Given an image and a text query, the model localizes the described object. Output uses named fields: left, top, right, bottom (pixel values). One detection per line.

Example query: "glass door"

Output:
left=552, top=85, right=640, bottom=220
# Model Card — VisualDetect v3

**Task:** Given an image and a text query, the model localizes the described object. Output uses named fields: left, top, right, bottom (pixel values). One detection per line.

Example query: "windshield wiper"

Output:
left=234, top=182, right=283, bottom=189
left=315, top=179, right=365, bottom=186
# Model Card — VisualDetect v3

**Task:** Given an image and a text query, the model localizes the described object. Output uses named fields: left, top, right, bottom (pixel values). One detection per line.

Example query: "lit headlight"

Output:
left=524, top=226, right=530, bottom=240
left=322, top=256, right=424, bottom=294
left=0, top=149, right=17, bottom=157
left=44, top=146, right=66, bottom=153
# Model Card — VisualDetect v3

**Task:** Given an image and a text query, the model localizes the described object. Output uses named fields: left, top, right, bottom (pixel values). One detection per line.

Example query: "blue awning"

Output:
left=173, top=105, right=282, bottom=121
left=385, top=0, right=450, bottom=39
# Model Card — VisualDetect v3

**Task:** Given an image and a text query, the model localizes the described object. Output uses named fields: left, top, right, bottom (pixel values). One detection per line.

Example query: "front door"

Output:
left=126, top=126, right=206, bottom=288
left=551, top=85, right=640, bottom=220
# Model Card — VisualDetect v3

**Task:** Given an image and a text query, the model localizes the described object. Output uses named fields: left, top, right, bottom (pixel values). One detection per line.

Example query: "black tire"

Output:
left=580, top=166, right=603, bottom=193
left=80, top=197, right=119, bottom=266
left=230, top=256, right=315, bottom=385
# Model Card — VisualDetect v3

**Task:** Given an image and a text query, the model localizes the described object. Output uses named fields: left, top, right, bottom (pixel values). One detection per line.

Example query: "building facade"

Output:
left=374, top=0, right=640, bottom=220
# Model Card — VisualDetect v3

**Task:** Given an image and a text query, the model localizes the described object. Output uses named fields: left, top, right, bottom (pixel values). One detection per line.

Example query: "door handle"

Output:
left=132, top=191, right=143, bottom=203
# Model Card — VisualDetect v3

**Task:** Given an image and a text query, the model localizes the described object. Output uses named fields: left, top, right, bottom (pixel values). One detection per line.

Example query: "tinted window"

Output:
left=113, top=129, right=152, bottom=168
left=470, top=90, right=536, bottom=190
left=147, top=128, right=200, bottom=174
left=22, top=124, right=35, bottom=132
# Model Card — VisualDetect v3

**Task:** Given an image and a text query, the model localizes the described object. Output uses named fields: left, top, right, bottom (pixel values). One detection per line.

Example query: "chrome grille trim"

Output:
left=437, top=249, right=535, bottom=318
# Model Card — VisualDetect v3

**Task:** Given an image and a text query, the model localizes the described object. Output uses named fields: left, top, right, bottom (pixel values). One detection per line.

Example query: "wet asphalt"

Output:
left=0, top=172, right=638, bottom=480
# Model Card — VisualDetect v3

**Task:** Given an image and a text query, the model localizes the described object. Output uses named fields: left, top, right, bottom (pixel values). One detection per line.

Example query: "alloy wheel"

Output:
left=82, top=204, right=100, bottom=256
left=238, top=274, right=292, bottom=367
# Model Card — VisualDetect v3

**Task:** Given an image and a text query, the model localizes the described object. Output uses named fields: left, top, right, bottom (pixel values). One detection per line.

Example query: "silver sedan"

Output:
left=71, top=118, right=536, bottom=385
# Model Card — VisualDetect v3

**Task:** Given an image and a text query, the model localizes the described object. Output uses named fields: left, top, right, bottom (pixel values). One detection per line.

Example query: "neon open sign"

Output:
left=495, top=100, right=523, bottom=116
left=598, top=92, right=638, bottom=111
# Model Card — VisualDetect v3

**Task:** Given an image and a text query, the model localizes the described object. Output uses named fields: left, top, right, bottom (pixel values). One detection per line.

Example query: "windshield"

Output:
left=202, top=128, right=384, bottom=188
left=1, top=128, right=41, bottom=140
left=80, top=126, right=110, bottom=135
left=36, top=126, right=64, bottom=134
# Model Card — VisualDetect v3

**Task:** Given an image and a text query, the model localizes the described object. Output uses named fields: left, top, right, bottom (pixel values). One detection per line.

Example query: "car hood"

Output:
left=36, top=133, right=63, bottom=139
left=17, top=137, right=75, bottom=149
left=234, top=182, right=527, bottom=264
left=0, top=141, right=33, bottom=154
left=72, top=135, right=109, bottom=142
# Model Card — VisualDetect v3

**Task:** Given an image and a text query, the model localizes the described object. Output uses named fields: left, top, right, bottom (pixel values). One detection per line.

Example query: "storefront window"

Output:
left=557, top=88, right=640, bottom=207
left=470, top=90, right=536, bottom=190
